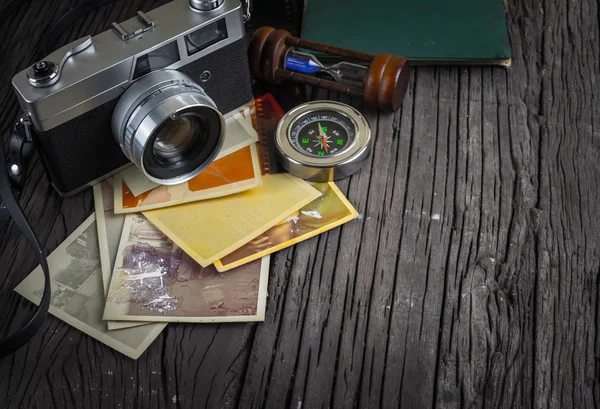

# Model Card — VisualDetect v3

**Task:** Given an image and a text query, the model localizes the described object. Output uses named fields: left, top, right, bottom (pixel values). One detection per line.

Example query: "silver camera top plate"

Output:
left=11, top=0, right=245, bottom=132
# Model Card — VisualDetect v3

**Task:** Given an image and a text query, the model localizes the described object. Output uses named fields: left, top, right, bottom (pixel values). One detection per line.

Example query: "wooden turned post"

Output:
left=248, top=26, right=411, bottom=112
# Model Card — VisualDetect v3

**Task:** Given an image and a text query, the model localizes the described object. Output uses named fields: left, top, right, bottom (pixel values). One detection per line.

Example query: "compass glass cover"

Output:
left=289, top=110, right=355, bottom=158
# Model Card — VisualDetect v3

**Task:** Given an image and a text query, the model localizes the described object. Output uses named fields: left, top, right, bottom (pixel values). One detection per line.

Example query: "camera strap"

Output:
left=0, top=117, right=51, bottom=358
left=243, top=0, right=252, bottom=21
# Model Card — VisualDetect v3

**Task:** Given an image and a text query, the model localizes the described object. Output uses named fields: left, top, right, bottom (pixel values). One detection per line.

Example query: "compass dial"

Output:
left=275, top=101, right=371, bottom=182
left=289, top=110, right=355, bottom=158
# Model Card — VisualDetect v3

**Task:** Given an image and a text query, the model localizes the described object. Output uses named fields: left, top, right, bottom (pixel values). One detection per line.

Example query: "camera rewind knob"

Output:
left=27, top=61, right=59, bottom=87
left=27, top=36, right=93, bottom=88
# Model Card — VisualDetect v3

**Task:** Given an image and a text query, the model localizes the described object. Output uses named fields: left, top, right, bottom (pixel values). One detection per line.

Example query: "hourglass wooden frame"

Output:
left=248, top=26, right=412, bottom=112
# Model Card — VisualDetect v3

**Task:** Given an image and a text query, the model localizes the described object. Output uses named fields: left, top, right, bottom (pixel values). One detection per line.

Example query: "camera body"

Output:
left=11, top=0, right=253, bottom=196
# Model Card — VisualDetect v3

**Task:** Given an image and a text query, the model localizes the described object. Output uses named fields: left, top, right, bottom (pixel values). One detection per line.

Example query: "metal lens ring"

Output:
left=112, top=70, right=225, bottom=185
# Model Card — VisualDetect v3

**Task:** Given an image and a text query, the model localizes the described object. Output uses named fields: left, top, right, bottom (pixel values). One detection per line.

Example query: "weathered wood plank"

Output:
left=533, top=0, right=600, bottom=406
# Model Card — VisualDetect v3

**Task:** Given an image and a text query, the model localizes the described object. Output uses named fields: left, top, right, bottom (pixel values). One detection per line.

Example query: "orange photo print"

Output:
left=114, top=144, right=262, bottom=213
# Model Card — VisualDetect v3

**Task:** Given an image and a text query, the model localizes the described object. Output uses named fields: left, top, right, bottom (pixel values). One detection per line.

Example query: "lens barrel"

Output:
left=112, top=70, right=225, bottom=185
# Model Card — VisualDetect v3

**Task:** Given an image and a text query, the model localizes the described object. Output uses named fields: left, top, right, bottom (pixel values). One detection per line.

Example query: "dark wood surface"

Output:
left=1, top=0, right=599, bottom=408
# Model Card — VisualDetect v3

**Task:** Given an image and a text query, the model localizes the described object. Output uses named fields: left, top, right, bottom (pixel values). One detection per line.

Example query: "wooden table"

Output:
left=1, top=0, right=599, bottom=407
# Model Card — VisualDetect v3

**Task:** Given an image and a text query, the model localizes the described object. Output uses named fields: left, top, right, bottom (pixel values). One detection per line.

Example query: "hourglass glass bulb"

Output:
left=284, top=50, right=367, bottom=88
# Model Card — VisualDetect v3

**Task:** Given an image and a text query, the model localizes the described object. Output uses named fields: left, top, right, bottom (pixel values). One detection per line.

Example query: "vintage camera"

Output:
left=11, top=0, right=254, bottom=196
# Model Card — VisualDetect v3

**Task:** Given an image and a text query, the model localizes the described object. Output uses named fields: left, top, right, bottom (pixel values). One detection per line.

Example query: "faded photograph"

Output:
left=104, top=214, right=269, bottom=322
left=95, top=179, right=126, bottom=279
left=216, top=182, right=357, bottom=270
left=142, top=173, right=321, bottom=267
left=220, top=107, right=259, bottom=158
left=52, top=222, right=98, bottom=291
left=16, top=215, right=166, bottom=359
left=94, top=179, right=149, bottom=330
left=97, top=180, right=126, bottom=270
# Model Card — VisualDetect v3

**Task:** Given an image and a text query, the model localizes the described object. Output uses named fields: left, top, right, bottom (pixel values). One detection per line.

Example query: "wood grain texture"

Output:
left=1, top=0, right=599, bottom=407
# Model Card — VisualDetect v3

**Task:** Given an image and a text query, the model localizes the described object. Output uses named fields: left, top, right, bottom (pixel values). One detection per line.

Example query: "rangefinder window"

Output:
left=133, top=41, right=180, bottom=80
left=185, top=19, right=228, bottom=56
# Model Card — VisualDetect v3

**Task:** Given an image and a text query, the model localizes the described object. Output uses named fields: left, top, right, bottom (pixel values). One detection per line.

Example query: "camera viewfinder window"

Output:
left=185, top=19, right=228, bottom=56
left=133, top=41, right=180, bottom=80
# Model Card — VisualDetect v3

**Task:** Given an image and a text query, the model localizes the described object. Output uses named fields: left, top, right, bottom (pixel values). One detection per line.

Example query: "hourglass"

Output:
left=248, top=26, right=411, bottom=112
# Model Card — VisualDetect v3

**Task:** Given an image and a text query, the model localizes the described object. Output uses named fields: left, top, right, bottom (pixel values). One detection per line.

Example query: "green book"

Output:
left=301, top=0, right=512, bottom=66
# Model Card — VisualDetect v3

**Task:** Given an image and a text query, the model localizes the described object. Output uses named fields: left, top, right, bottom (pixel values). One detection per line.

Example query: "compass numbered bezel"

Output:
left=289, top=109, right=356, bottom=158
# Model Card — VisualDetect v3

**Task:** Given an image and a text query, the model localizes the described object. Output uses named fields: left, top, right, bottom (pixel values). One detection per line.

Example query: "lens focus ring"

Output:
left=122, top=126, right=136, bottom=164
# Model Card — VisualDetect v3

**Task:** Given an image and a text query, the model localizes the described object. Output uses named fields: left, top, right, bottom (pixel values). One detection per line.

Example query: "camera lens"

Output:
left=141, top=106, right=221, bottom=183
left=153, top=116, right=203, bottom=161
left=112, top=70, right=224, bottom=185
